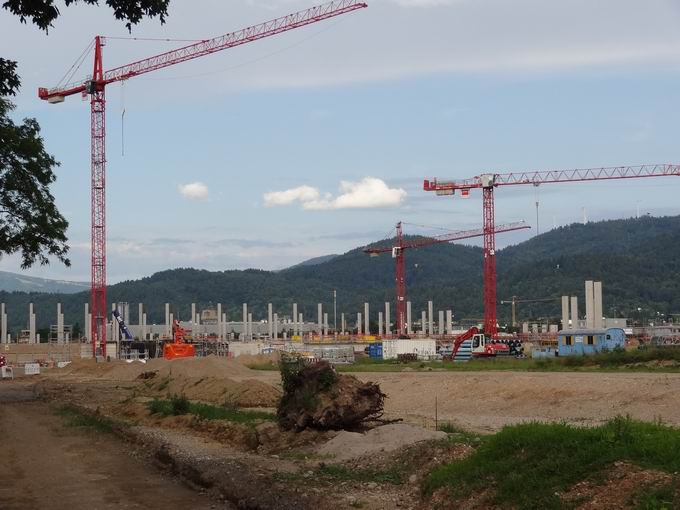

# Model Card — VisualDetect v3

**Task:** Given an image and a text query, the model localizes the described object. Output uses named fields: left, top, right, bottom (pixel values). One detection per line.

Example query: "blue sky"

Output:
left=2, top=0, right=680, bottom=282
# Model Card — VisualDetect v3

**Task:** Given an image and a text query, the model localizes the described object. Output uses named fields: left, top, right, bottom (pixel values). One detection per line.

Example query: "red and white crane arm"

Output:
left=39, top=0, right=367, bottom=101
left=424, top=163, right=680, bottom=193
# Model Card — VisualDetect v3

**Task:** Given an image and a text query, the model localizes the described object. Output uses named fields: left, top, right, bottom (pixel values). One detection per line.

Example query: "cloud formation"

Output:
left=264, top=177, right=407, bottom=210
left=178, top=182, right=209, bottom=200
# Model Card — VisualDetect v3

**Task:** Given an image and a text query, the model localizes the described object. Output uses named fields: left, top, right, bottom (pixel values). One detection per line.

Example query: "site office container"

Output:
left=382, top=339, right=437, bottom=360
left=557, top=328, right=625, bottom=356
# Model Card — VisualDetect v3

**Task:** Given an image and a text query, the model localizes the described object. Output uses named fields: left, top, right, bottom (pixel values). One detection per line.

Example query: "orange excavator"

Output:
left=163, top=320, right=196, bottom=360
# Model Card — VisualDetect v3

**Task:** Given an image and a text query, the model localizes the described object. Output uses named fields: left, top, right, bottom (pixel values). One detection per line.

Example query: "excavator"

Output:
left=441, top=327, right=509, bottom=361
left=163, top=319, right=196, bottom=360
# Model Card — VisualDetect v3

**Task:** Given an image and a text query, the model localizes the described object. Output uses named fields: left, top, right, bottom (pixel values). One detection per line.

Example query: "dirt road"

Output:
left=0, top=381, right=231, bottom=510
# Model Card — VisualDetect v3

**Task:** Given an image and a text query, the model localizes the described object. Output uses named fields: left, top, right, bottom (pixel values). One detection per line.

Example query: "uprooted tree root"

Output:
left=277, top=358, right=386, bottom=431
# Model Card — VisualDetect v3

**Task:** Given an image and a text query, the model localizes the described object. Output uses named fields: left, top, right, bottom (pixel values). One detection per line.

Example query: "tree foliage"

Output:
left=0, top=59, right=69, bottom=268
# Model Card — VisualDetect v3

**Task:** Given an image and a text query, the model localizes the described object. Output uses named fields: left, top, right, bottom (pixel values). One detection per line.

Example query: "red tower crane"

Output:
left=363, top=220, right=530, bottom=335
left=424, top=163, right=680, bottom=337
left=38, top=0, right=368, bottom=357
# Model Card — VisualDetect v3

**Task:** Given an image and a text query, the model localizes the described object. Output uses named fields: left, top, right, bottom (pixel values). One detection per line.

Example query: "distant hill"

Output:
left=284, top=254, right=339, bottom=270
left=0, top=271, right=88, bottom=294
left=1, top=215, right=678, bottom=333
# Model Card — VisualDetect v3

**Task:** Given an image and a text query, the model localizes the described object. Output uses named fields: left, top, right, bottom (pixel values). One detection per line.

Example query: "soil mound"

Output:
left=277, top=359, right=386, bottom=431
left=316, top=423, right=447, bottom=461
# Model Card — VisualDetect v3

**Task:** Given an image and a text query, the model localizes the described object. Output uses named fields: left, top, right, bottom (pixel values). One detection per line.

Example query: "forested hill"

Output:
left=1, top=215, right=679, bottom=333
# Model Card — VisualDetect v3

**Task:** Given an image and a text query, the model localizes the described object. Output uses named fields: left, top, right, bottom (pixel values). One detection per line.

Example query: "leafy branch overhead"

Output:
left=2, top=0, right=170, bottom=31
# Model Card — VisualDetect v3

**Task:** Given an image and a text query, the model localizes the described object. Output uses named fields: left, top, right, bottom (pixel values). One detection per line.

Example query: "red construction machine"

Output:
left=442, top=327, right=509, bottom=360
left=163, top=320, right=196, bottom=360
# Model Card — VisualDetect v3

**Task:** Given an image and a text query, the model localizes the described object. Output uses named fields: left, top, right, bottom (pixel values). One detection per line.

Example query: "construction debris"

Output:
left=277, top=358, right=386, bottom=431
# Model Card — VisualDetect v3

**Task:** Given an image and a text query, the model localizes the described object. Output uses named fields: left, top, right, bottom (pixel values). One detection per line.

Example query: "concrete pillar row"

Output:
left=594, top=281, right=603, bottom=329
left=323, top=313, right=329, bottom=337
left=385, top=302, right=391, bottom=335
left=438, top=310, right=444, bottom=336
left=428, top=301, right=434, bottom=337
left=268, top=303, right=273, bottom=340
left=273, top=313, right=279, bottom=340
left=561, top=296, right=569, bottom=330
left=585, top=280, right=595, bottom=329
left=357, top=312, right=362, bottom=335
left=421, top=310, right=427, bottom=336
left=570, top=296, right=578, bottom=329
left=446, top=310, right=453, bottom=335
left=378, top=312, right=383, bottom=336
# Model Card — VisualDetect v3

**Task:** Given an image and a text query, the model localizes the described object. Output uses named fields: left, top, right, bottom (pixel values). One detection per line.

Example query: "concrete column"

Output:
left=323, top=313, right=328, bottom=337
left=191, top=303, right=197, bottom=331
left=406, top=301, right=412, bottom=335
left=57, top=303, right=64, bottom=343
left=169, top=313, right=174, bottom=334
left=438, top=310, right=444, bottom=336
left=428, top=300, right=434, bottom=337
left=138, top=303, right=143, bottom=328
left=385, top=302, right=390, bottom=335
left=142, top=313, right=147, bottom=340
left=293, top=303, right=298, bottom=336
left=341, top=313, right=345, bottom=335
left=378, top=312, right=383, bottom=336
left=317, top=303, right=323, bottom=336
left=585, top=280, right=595, bottom=329
left=594, top=281, right=603, bottom=329
left=570, top=296, right=578, bottom=329
left=124, top=303, right=130, bottom=326
left=29, top=303, right=36, bottom=344
left=446, top=310, right=453, bottom=335
left=248, top=312, right=253, bottom=340
left=561, top=296, right=569, bottom=330
left=421, top=311, right=427, bottom=336
left=273, top=313, right=278, bottom=340
left=357, top=313, right=362, bottom=335
left=242, top=303, right=247, bottom=340
left=1, top=303, right=6, bottom=344
left=268, top=303, right=273, bottom=339
left=217, top=303, right=222, bottom=340
left=165, top=303, right=170, bottom=337
left=111, top=303, right=119, bottom=344
left=364, top=303, right=370, bottom=335
left=222, top=313, right=227, bottom=339
left=299, top=313, right=303, bottom=337
left=522, top=322, right=529, bottom=334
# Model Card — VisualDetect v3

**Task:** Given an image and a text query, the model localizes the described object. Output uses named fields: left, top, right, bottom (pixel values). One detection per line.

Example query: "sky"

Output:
left=1, top=0, right=680, bottom=282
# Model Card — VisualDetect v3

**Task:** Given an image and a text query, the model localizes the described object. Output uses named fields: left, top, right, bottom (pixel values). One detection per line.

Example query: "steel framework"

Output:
left=39, top=0, right=368, bottom=356
left=364, top=220, right=529, bottom=335
left=424, top=164, right=680, bottom=337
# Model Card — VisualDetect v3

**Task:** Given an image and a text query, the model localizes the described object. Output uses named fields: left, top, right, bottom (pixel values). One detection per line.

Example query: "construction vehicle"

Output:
left=112, top=310, right=133, bottom=340
left=441, top=327, right=509, bottom=361
left=163, top=320, right=196, bottom=360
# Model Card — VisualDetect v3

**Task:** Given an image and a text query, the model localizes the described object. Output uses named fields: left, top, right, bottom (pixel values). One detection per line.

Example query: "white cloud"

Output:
left=263, top=185, right=320, bottom=206
left=264, top=177, right=407, bottom=210
left=178, top=182, right=209, bottom=200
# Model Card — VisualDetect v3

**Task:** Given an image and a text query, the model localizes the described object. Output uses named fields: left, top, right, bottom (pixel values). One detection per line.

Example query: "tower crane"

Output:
left=500, top=296, right=559, bottom=328
left=424, top=163, right=680, bottom=337
left=363, top=220, right=530, bottom=336
left=38, top=0, right=368, bottom=357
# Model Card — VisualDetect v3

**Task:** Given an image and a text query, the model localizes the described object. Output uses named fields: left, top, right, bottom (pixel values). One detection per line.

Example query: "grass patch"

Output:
left=424, top=416, right=680, bottom=509
left=318, top=463, right=406, bottom=484
left=56, top=404, right=118, bottom=433
left=147, top=396, right=274, bottom=424
left=635, top=483, right=679, bottom=509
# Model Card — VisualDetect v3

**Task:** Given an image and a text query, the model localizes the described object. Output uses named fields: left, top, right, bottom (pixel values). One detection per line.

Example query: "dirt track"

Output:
left=249, top=369, right=680, bottom=431
left=0, top=382, right=231, bottom=510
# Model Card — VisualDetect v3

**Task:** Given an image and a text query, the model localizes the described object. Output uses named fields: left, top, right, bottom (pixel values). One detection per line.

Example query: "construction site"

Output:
left=2, top=0, right=680, bottom=509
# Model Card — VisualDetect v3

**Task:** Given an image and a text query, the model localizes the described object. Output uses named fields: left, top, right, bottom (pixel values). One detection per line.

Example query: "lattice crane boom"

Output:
left=38, top=0, right=368, bottom=357
left=424, top=163, right=680, bottom=337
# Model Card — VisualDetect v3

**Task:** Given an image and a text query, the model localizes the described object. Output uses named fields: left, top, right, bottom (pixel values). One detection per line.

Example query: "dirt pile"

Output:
left=315, top=423, right=447, bottom=461
left=277, top=360, right=386, bottom=431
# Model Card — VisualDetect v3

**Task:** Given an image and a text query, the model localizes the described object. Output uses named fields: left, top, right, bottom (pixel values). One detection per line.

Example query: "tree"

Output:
left=0, top=1, right=169, bottom=268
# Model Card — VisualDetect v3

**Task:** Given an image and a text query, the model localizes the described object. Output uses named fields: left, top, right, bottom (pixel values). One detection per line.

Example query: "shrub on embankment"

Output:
left=424, top=416, right=680, bottom=509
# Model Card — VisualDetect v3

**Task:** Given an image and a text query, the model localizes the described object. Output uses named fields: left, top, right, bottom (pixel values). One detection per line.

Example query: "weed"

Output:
left=56, top=405, right=118, bottom=433
left=425, top=416, right=680, bottom=509
left=147, top=397, right=274, bottom=424
left=635, top=483, right=678, bottom=510
left=318, top=464, right=405, bottom=484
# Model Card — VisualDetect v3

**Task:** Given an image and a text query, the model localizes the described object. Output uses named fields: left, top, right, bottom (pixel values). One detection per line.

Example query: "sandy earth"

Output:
left=248, top=369, right=680, bottom=432
left=0, top=382, right=232, bottom=510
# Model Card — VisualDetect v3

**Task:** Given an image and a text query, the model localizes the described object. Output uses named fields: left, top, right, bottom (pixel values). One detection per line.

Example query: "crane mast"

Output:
left=38, top=0, right=368, bottom=357
left=424, top=163, right=680, bottom=338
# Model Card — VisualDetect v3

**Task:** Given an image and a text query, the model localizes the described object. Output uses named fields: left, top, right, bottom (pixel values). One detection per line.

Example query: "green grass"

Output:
left=56, top=404, right=119, bottom=433
left=147, top=396, right=274, bottom=424
left=636, top=484, right=679, bottom=510
left=317, top=463, right=406, bottom=484
left=424, top=416, right=680, bottom=509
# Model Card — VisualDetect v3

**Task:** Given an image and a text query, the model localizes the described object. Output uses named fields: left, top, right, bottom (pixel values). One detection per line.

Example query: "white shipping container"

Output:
left=382, top=339, right=437, bottom=360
